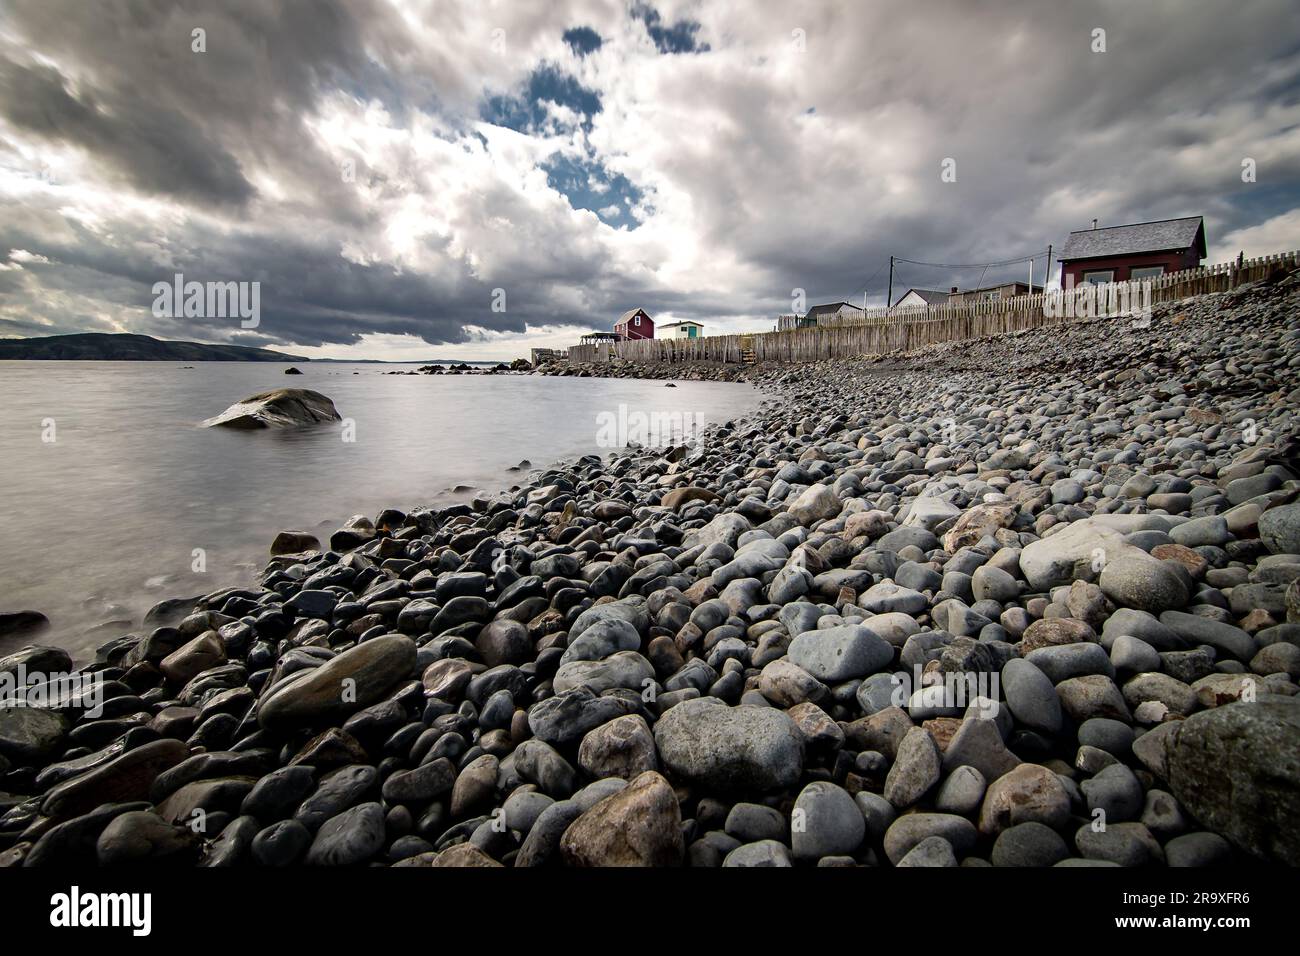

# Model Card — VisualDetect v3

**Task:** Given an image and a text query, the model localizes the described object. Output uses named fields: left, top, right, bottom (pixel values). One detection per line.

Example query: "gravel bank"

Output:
left=1, top=274, right=1298, bottom=868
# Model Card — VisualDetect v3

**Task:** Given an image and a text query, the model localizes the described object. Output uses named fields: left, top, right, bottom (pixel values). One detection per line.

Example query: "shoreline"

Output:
left=0, top=373, right=762, bottom=663
left=1, top=274, right=1298, bottom=867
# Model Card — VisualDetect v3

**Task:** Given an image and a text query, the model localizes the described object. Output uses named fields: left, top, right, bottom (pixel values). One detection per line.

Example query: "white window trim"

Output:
left=1129, top=266, right=1165, bottom=279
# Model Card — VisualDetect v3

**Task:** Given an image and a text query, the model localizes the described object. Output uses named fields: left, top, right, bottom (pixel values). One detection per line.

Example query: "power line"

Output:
left=834, top=247, right=1052, bottom=310
left=888, top=248, right=1051, bottom=306
left=892, top=248, right=1049, bottom=270
left=850, top=259, right=887, bottom=299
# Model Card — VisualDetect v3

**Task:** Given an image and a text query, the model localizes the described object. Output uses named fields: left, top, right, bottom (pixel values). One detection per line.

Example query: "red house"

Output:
left=1059, top=216, right=1206, bottom=287
left=614, top=308, right=654, bottom=340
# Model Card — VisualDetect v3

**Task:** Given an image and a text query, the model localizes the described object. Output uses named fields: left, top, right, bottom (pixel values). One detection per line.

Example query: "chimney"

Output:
left=950, top=286, right=958, bottom=294
left=1091, top=218, right=1098, bottom=230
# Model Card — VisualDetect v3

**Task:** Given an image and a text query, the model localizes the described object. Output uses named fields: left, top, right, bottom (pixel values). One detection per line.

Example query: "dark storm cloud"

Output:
left=0, top=216, right=522, bottom=348
left=0, top=57, right=253, bottom=205
left=0, top=0, right=396, bottom=207
left=0, top=0, right=516, bottom=347
left=687, top=0, right=1300, bottom=309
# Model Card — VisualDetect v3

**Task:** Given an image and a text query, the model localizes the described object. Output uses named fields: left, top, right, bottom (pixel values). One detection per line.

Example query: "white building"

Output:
left=659, top=320, right=704, bottom=339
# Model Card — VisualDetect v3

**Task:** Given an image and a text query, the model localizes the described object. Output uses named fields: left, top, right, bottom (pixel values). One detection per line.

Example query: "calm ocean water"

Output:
left=0, top=361, right=759, bottom=660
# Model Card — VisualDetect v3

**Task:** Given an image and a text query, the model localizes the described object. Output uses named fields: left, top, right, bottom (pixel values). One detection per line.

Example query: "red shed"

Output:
left=1059, top=216, right=1206, bottom=287
left=614, top=308, right=654, bottom=340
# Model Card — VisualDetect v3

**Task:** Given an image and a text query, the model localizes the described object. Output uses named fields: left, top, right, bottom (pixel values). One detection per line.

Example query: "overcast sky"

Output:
left=1, top=0, right=1298, bottom=361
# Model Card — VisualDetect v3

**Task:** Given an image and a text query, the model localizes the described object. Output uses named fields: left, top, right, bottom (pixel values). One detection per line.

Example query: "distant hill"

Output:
left=311, top=358, right=501, bottom=364
left=0, top=332, right=306, bottom=362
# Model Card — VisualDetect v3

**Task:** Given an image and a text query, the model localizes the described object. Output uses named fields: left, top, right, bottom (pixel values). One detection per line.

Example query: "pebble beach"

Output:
left=1, top=273, right=1298, bottom=868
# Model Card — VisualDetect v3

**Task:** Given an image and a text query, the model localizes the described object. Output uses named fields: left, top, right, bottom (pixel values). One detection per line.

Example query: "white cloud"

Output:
left=8, top=248, right=50, bottom=263
left=1211, top=208, right=1300, bottom=262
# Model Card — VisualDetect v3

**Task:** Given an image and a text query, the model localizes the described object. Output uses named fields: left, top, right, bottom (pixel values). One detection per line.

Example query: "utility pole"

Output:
left=1046, top=244, right=1053, bottom=288
left=886, top=256, right=894, bottom=311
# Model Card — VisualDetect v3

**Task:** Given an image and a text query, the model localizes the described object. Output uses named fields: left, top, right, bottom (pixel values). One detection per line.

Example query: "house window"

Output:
left=981, top=291, right=1000, bottom=301
left=1082, top=270, right=1114, bottom=285
left=1130, top=266, right=1165, bottom=280
left=634, top=315, right=641, bottom=326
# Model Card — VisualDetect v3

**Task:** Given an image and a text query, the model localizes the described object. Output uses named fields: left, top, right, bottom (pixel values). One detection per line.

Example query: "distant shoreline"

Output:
left=0, top=332, right=510, bottom=364
left=0, top=357, right=506, bottom=365
left=0, top=332, right=305, bottom=362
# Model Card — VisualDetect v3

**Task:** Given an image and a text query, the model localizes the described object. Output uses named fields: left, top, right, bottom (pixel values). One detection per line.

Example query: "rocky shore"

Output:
left=537, top=357, right=755, bottom=382
left=1, top=274, right=1298, bottom=868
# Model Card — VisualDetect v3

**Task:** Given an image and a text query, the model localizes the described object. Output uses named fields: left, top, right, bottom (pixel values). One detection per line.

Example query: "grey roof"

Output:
left=1060, top=216, right=1205, bottom=262
left=616, top=308, right=650, bottom=325
left=894, top=288, right=949, bottom=306
left=955, top=281, right=1043, bottom=295
left=659, top=319, right=703, bottom=328
left=805, top=301, right=864, bottom=319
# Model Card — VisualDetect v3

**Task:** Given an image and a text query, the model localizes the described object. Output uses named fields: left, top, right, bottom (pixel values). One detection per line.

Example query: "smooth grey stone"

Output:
left=991, top=821, right=1069, bottom=867
left=722, top=839, right=793, bottom=867
left=896, top=835, right=957, bottom=867
left=786, top=624, right=893, bottom=682
left=1165, top=698, right=1300, bottom=864
left=724, top=802, right=787, bottom=843
left=514, top=800, right=582, bottom=866
left=654, top=697, right=804, bottom=792
left=1165, top=831, right=1234, bottom=867
left=252, top=818, right=311, bottom=866
left=791, top=781, right=865, bottom=861
left=304, top=802, right=385, bottom=866
left=1080, top=762, right=1144, bottom=822
left=1002, top=658, right=1062, bottom=734
left=933, top=764, right=986, bottom=815
left=854, top=790, right=896, bottom=842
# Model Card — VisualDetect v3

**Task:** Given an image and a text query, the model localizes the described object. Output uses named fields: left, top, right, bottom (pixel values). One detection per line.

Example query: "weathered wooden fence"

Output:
left=579, top=250, right=1298, bottom=366
left=568, top=344, right=607, bottom=364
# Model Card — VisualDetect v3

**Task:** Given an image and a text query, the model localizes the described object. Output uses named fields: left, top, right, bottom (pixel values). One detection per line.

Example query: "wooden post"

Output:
left=887, top=256, right=894, bottom=312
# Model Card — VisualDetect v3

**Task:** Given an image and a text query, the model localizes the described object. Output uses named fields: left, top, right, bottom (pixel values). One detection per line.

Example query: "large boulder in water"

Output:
left=0, top=611, right=50, bottom=641
left=1164, top=698, right=1300, bottom=864
left=203, top=388, right=340, bottom=429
